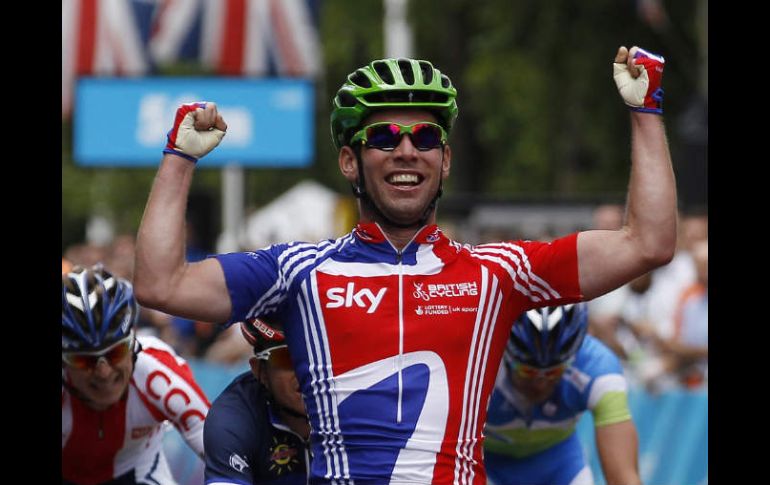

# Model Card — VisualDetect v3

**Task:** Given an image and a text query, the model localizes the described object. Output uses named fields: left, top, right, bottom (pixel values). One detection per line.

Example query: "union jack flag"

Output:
left=62, top=0, right=322, bottom=118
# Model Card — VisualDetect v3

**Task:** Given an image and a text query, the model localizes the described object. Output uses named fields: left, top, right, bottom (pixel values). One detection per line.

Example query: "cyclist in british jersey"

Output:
left=134, top=45, right=675, bottom=484
left=484, top=303, right=641, bottom=485
left=204, top=316, right=309, bottom=485
left=62, top=265, right=211, bottom=485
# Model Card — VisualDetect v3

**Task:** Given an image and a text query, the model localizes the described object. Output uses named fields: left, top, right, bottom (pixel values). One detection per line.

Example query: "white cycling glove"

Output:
left=613, top=46, right=665, bottom=114
left=163, top=102, right=226, bottom=162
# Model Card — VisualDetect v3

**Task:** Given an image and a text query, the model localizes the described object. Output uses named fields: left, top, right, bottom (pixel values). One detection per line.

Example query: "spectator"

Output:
left=658, top=239, right=708, bottom=388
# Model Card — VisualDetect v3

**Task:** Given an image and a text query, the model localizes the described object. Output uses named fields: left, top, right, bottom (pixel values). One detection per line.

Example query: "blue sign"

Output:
left=74, top=78, right=314, bottom=167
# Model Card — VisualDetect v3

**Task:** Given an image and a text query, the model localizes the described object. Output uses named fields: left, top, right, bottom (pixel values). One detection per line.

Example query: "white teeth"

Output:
left=388, top=173, right=419, bottom=184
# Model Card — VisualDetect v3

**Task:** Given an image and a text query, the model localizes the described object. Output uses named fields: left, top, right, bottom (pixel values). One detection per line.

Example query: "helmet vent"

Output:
left=64, top=278, right=82, bottom=297
left=363, top=90, right=448, bottom=104
left=373, top=61, right=395, bottom=84
left=419, top=61, right=433, bottom=84
left=509, top=333, right=531, bottom=362
left=441, top=74, right=451, bottom=89
left=559, top=333, right=579, bottom=360
left=397, top=59, right=415, bottom=84
left=337, top=91, right=358, bottom=108
left=349, top=70, right=371, bottom=88
left=62, top=265, right=138, bottom=352
left=546, top=326, right=559, bottom=352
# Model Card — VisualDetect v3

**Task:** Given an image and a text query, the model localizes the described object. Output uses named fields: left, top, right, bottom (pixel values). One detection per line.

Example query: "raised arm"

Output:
left=578, top=46, right=676, bottom=300
left=134, top=102, right=232, bottom=323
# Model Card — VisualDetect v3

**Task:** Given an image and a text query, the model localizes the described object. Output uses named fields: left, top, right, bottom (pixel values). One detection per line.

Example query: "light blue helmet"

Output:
left=62, top=265, right=138, bottom=352
left=505, top=303, right=588, bottom=368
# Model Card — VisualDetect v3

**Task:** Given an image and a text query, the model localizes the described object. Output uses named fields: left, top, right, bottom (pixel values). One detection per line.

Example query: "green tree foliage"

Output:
left=411, top=0, right=701, bottom=197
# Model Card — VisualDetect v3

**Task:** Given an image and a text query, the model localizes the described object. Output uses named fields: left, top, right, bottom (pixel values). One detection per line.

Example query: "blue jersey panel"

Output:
left=485, top=433, right=587, bottom=485
left=333, top=363, right=429, bottom=481
left=204, top=372, right=307, bottom=485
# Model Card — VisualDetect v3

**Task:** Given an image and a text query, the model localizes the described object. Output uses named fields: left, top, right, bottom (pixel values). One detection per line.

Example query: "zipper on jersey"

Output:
left=396, top=249, right=404, bottom=424
left=377, top=223, right=424, bottom=425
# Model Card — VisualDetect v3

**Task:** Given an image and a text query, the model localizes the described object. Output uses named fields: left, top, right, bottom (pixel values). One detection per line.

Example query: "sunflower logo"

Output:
left=268, top=435, right=302, bottom=475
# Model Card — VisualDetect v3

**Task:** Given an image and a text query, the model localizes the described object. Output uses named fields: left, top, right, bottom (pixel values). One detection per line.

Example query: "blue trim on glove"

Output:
left=630, top=107, right=663, bottom=115
left=162, top=148, right=198, bottom=163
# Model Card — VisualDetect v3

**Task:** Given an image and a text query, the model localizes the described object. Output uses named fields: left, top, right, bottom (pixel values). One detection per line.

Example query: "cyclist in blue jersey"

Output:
left=484, top=303, right=641, bottom=485
left=204, top=316, right=309, bottom=485
left=134, top=46, right=675, bottom=484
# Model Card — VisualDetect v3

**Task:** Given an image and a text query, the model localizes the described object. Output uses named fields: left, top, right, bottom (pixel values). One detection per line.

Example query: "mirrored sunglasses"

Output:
left=510, top=360, right=571, bottom=380
left=62, top=334, right=134, bottom=371
left=350, top=122, right=447, bottom=151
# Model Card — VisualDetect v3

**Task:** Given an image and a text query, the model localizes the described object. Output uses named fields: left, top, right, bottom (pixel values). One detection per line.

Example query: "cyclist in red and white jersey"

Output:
left=134, top=45, right=675, bottom=484
left=62, top=265, right=211, bottom=485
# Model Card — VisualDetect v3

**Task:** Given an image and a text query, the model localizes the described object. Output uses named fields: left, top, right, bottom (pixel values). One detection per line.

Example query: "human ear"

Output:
left=338, top=146, right=359, bottom=183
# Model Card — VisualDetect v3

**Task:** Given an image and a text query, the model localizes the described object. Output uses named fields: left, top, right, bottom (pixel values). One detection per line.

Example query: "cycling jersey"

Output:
left=215, top=222, right=582, bottom=484
left=204, top=371, right=309, bottom=485
left=62, top=335, right=210, bottom=485
left=484, top=433, right=593, bottom=485
left=484, top=335, right=630, bottom=485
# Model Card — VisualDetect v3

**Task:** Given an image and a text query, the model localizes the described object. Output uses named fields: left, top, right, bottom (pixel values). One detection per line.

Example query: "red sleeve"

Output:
left=512, top=232, right=582, bottom=310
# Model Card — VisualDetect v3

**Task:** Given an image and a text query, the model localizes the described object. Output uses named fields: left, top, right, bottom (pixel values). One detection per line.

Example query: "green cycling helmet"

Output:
left=331, top=58, right=458, bottom=150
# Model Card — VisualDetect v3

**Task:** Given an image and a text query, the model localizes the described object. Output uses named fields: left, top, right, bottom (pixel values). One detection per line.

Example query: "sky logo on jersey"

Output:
left=325, top=283, right=386, bottom=313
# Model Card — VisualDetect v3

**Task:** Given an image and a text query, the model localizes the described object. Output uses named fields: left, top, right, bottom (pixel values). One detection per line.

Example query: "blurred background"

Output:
left=62, top=0, right=707, bottom=484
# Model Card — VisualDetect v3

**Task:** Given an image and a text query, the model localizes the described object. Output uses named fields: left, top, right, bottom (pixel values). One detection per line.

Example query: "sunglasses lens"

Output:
left=366, top=123, right=401, bottom=149
left=517, top=366, right=538, bottom=378
left=63, top=339, right=132, bottom=370
left=514, top=362, right=566, bottom=380
left=65, top=354, right=98, bottom=370
left=104, top=341, right=132, bottom=365
left=411, top=123, right=443, bottom=150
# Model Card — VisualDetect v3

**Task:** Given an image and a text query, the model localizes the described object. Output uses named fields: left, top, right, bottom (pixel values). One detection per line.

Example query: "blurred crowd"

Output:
left=586, top=204, right=708, bottom=393
left=62, top=204, right=707, bottom=393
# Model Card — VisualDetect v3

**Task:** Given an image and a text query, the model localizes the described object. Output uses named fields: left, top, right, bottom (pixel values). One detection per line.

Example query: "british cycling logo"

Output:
left=412, top=281, right=478, bottom=301
left=229, top=453, right=249, bottom=473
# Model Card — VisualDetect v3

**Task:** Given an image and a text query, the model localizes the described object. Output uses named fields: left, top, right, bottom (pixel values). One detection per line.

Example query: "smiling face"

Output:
left=65, top=351, right=133, bottom=410
left=339, top=109, right=451, bottom=228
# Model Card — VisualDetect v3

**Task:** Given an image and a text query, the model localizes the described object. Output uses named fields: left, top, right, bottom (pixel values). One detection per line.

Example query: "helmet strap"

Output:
left=351, top=144, right=444, bottom=229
